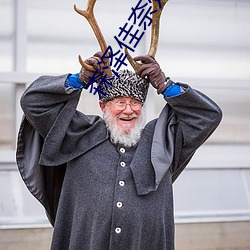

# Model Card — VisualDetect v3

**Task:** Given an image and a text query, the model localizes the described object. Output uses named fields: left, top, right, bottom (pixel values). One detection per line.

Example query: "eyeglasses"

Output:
left=109, top=100, right=142, bottom=111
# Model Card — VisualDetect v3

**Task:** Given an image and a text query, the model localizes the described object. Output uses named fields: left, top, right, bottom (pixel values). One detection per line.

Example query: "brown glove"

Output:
left=79, top=51, right=109, bottom=84
left=134, top=55, right=167, bottom=94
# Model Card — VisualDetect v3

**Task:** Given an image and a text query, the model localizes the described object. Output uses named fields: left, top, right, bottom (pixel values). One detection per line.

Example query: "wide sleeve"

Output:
left=20, top=74, right=81, bottom=139
left=165, top=84, right=223, bottom=182
left=20, top=74, right=109, bottom=165
left=17, top=74, right=108, bottom=225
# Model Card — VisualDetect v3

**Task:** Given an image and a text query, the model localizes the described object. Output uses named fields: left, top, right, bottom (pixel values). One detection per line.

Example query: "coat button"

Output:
left=115, top=227, right=122, bottom=234
left=116, top=202, right=123, bottom=208
left=120, top=162, right=126, bottom=167
left=120, top=148, right=125, bottom=153
left=119, top=181, right=125, bottom=186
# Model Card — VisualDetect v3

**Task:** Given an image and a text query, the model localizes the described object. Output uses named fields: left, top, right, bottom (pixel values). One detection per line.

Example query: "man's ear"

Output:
left=99, top=101, right=106, bottom=111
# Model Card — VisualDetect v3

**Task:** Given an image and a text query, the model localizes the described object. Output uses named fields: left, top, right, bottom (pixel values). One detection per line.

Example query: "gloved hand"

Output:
left=134, top=55, right=167, bottom=94
left=79, top=51, right=108, bottom=84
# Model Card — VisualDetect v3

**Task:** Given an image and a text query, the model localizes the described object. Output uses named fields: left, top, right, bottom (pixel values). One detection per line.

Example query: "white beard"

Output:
left=103, top=109, right=145, bottom=147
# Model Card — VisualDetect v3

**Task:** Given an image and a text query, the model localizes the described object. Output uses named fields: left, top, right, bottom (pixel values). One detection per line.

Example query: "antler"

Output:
left=125, top=0, right=169, bottom=71
left=74, top=0, right=112, bottom=77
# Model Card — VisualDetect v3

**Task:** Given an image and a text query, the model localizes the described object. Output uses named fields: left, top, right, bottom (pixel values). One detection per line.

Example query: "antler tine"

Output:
left=74, top=0, right=112, bottom=77
left=125, top=47, right=141, bottom=71
left=148, top=0, right=168, bottom=57
left=126, top=0, right=169, bottom=71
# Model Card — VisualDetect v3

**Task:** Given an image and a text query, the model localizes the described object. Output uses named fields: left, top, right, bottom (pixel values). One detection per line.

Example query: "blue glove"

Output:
left=66, top=73, right=84, bottom=89
left=163, top=84, right=182, bottom=97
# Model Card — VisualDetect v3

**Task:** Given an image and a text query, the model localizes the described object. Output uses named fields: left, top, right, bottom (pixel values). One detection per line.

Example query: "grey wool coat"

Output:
left=16, top=74, right=222, bottom=250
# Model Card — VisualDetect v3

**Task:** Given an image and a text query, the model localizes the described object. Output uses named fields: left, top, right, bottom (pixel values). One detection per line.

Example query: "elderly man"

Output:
left=17, top=53, right=222, bottom=250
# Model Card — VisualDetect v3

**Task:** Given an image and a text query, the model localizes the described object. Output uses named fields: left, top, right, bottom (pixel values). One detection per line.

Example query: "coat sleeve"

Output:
left=20, top=74, right=107, bottom=166
left=20, top=74, right=82, bottom=139
left=18, top=74, right=79, bottom=225
left=164, top=84, right=223, bottom=182
left=17, top=74, right=108, bottom=225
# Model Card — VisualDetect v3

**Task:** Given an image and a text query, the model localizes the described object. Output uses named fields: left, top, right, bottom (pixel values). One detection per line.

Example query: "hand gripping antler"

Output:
left=74, top=0, right=112, bottom=77
left=125, top=0, right=168, bottom=71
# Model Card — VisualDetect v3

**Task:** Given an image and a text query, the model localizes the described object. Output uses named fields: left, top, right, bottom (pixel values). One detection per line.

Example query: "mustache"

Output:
left=117, top=114, right=138, bottom=119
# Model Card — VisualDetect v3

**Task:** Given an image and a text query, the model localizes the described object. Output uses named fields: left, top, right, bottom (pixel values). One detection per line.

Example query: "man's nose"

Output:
left=122, top=104, right=134, bottom=115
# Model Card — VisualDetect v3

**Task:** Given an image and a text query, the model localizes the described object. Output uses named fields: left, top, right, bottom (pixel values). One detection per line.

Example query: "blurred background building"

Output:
left=0, top=0, right=250, bottom=249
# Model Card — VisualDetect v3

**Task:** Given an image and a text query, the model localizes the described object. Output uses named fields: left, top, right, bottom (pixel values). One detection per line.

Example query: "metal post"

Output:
left=13, top=0, right=27, bottom=146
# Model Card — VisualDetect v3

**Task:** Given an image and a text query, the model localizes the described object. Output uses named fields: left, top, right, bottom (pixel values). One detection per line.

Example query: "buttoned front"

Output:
left=120, top=161, right=126, bottom=167
left=115, top=227, right=122, bottom=234
left=119, top=181, right=125, bottom=186
left=109, top=144, right=137, bottom=246
left=120, top=148, right=125, bottom=153
left=116, top=202, right=123, bottom=208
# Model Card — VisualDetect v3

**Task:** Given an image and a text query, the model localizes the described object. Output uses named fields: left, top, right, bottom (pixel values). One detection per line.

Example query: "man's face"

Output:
left=99, top=96, right=142, bottom=133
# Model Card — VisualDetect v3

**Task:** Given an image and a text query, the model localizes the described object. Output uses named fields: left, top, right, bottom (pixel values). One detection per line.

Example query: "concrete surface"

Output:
left=1, top=221, right=250, bottom=250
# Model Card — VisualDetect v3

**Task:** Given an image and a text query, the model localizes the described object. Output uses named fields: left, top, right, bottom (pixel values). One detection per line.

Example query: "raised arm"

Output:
left=20, top=52, right=107, bottom=139
left=165, top=84, right=222, bottom=180
left=20, top=74, right=81, bottom=138
left=134, top=55, right=222, bottom=181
